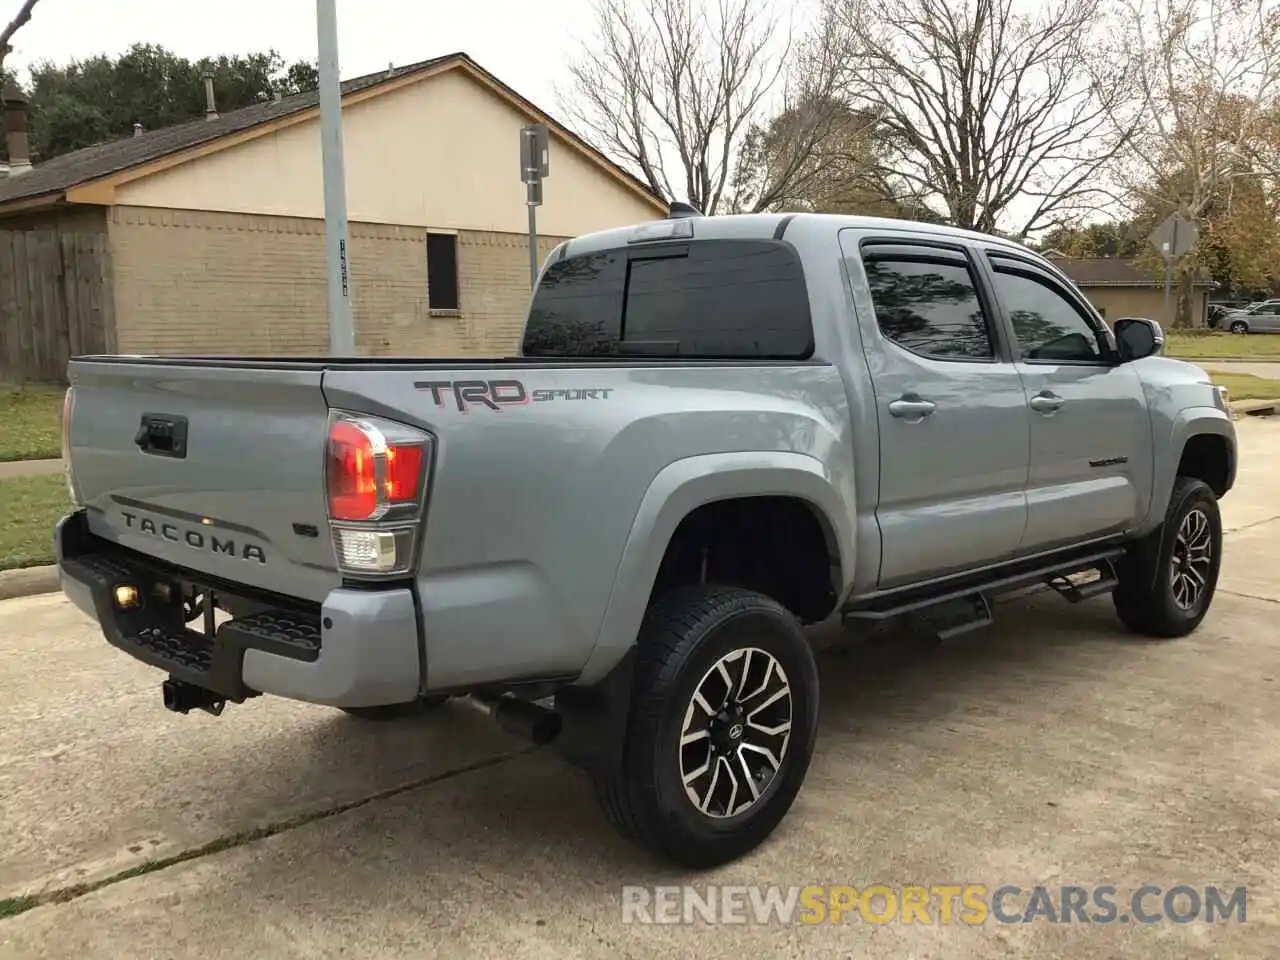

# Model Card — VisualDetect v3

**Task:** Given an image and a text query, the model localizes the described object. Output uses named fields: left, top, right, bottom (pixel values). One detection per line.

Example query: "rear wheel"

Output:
left=593, top=585, right=819, bottom=868
left=341, top=695, right=450, bottom=721
left=1113, top=477, right=1222, bottom=638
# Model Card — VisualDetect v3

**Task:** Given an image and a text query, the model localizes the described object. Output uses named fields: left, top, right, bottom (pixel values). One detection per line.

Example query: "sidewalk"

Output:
left=0, top=458, right=62, bottom=480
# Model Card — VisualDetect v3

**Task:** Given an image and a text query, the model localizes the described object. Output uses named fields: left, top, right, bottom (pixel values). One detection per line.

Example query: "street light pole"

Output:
left=316, top=0, right=355, bottom=356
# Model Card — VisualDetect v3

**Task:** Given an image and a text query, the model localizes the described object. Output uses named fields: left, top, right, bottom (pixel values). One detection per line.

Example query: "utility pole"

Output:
left=316, top=0, right=355, bottom=355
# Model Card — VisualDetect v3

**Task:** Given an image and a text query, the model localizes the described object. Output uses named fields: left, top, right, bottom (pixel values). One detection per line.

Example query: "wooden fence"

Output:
left=0, top=229, right=112, bottom=385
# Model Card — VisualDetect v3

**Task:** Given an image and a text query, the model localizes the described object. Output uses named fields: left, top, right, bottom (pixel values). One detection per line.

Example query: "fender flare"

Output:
left=1138, top=406, right=1235, bottom=535
left=573, top=450, right=855, bottom=686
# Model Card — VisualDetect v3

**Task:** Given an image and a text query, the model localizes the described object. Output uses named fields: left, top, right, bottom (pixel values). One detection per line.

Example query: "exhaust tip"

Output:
left=527, top=712, right=562, bottom=746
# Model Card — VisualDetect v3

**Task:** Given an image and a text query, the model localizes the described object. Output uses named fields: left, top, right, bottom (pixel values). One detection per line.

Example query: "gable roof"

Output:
left=0, top=52, right=666, bottom=214
left=1049, top=256, right=1214, bottom=288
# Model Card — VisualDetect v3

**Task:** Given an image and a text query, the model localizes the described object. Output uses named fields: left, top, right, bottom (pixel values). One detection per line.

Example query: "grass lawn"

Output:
left=1164, top=331, right=1280, bottom=360
left=0, top=387, right=64, bottom=462
left=1209, top=372, right=1280, bottom=403
left=0, top=474, right=70, bottom=571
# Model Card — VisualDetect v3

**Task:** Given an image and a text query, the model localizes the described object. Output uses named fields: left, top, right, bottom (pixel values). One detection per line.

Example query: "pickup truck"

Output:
left=56, top=208, right=1236, bottom=868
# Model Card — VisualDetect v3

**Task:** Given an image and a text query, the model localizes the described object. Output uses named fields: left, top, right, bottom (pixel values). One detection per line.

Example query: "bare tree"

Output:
left=817, top=0, right=1133, bottom=239
left=0, top=0, right=41, bottom=73
left=560, top=0, right=844, bottom=215
left=1102, top=0, right=1280, bottom=324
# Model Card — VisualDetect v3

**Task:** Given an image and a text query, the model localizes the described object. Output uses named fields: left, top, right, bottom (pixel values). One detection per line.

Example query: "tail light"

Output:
left=62, top=387, right=80, bottom=504
left=325, top=412, right=433, bottom=577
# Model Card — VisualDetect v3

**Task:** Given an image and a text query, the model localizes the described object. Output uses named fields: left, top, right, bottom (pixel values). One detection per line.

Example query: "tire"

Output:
left=593, top=585, right=819, bottom=868
left=1229, top=320, right=1249, bottom=334
left=341, top=694, right=450, bottom=721
left=1113, top=476, right=1222, bottom=638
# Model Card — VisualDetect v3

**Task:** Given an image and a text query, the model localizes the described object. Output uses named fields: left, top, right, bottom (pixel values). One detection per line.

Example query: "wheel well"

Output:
left=1178, top=434, right=1231, bottom=497
left=651, top=496, right=840, bottom=624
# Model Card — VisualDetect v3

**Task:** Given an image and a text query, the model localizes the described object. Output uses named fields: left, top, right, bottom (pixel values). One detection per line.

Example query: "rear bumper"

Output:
left=55, top=510, right=422, bottom=708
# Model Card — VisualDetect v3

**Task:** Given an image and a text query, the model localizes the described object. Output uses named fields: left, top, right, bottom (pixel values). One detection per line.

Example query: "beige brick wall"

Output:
left=108, top=205, right=567, bottom=356
left=1080, top=286, right=1210, bottom=329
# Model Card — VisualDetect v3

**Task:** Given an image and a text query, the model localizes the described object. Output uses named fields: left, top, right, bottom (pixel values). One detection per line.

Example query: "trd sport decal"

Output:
left=414, top=379, right=614, bottom=412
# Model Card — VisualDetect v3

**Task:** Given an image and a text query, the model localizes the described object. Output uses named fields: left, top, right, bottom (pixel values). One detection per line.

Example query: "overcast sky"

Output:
left=5, top=0, right=587, bottom=111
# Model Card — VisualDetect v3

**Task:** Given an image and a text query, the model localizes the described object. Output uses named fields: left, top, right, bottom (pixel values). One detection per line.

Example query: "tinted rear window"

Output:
left=521, top=239, right=813, bottom=359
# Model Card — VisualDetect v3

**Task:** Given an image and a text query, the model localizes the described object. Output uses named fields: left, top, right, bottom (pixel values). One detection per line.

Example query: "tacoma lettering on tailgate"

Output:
left=121, top=511, right=267, bottom=564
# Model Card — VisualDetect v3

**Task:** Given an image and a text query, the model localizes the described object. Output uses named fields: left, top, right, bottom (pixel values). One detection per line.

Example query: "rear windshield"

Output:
left=521, top=238, right=814, bottom=359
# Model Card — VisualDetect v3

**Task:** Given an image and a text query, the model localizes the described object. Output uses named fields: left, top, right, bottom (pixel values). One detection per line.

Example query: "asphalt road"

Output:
left=2, top=420, right=1279, bottom=959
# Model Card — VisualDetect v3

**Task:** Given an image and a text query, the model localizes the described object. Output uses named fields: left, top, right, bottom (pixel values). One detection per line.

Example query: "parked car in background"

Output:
left=1222, top=299, right=1280, bottom=334
left=1207, top=301, right=1248, bottom=328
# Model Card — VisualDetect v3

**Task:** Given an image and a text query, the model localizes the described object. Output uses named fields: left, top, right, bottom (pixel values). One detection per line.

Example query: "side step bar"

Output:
left=843, top=546, right=1127, bottom=632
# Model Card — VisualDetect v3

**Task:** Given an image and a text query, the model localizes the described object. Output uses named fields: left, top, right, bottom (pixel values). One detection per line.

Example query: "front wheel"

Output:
left=1113, top=476, right=1222, bottom=638
left=1229, top=320, right=1249, bottom=334
left=593, top=585, right=819, bottom=868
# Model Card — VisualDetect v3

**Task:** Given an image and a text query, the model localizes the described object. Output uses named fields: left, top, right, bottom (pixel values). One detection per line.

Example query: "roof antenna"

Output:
left=667, top=201, right=703, bottom=220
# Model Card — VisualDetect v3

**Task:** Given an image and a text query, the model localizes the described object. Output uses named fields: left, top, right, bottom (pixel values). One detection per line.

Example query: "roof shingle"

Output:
left=0, top=52, right=661, bottom=208
left=1048, top=255, right=1213, bottom=287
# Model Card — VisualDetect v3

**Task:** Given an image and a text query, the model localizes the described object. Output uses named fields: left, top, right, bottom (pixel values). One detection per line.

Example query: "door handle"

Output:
left=1029, top=392, right=1064, bottom=414
left=888, top=396, right=936, bottom=420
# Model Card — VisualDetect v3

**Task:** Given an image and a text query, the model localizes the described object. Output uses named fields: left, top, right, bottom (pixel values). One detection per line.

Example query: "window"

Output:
left=427, top=233, right=459, bottom=312
left=863, top=257, right=994, bottom=360
left=989, top=262, right=1105, bottom=363
left=521, top=239, right=813, bottom=359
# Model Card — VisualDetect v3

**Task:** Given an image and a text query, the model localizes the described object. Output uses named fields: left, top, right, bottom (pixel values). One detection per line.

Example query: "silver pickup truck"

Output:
left=56, top=208, right=1236, bottom=867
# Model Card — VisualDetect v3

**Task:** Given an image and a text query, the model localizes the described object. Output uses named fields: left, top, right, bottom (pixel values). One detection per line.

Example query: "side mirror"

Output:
left=1114, top=317, right=1164, bottom=362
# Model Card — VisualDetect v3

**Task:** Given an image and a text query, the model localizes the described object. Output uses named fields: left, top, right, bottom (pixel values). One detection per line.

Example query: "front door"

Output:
left=982, top=250, right=1154, bottom=554
left=1249, top=302, right=1280, bottom=333
left=848, top=237, right=1032, bottom=589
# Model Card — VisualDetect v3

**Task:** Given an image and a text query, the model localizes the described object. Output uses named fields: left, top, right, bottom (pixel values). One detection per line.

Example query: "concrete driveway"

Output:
left=3, top=422, right=1280, bottom=959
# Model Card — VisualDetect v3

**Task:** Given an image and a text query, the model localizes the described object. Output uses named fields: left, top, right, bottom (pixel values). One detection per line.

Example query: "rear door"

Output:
left=844, top=235, right=1032, bottom=589
left=980, top=251, right=1153, bottom=553
left=66, top=360, right=340, bottom=603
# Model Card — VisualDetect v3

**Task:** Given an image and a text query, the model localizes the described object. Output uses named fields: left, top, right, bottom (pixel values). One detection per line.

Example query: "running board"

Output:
left=1045, top=558, right=1120, bottom=603
left=843, top=545, right=1128, bottom=625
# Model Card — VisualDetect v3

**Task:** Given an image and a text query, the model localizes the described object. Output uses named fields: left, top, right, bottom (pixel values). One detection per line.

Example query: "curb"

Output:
left=0, top=565, right=58, bottom=601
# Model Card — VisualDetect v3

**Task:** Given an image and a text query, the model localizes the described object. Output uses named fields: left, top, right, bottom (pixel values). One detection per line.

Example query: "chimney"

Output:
left=2, top=85, right=31, bottom=177
left=133, top=122, right=144, bottom=137
left=203, top=72, right=219, bottom=121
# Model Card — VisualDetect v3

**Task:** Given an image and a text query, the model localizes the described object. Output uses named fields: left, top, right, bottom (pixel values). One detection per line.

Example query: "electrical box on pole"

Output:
left=521, top=123, right=549, bottom=289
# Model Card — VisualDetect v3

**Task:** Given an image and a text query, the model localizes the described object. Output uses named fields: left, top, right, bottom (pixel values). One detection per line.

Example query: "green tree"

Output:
left=23, top=44, right=318, bottom=161
left=1037, top=221, right=1146, bottom=259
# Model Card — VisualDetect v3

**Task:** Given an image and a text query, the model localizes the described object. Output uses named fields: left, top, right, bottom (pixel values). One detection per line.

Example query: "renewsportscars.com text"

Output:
left=621, top=884, right=1247, bottom=926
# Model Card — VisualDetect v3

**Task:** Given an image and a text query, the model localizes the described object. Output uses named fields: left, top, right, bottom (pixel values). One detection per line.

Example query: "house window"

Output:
left=427, top=233, right=459, bottom=312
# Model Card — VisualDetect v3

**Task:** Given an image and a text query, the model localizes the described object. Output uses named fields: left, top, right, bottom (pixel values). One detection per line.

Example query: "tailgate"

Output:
left=66, top=360, right=340, bottom=603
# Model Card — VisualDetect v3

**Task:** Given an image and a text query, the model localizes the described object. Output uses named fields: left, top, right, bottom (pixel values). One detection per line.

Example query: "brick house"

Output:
left=0, top=53, right=665, bottom=364
left=1047, top=255, right=1215, bottom=329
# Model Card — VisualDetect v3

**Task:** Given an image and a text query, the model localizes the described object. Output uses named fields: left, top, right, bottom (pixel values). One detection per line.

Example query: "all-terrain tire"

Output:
left=593, top=585, right=819, bottom=868
left=341, top=695, right=451, bottom=721
left=1113, top=476, right=1222, bottom=638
